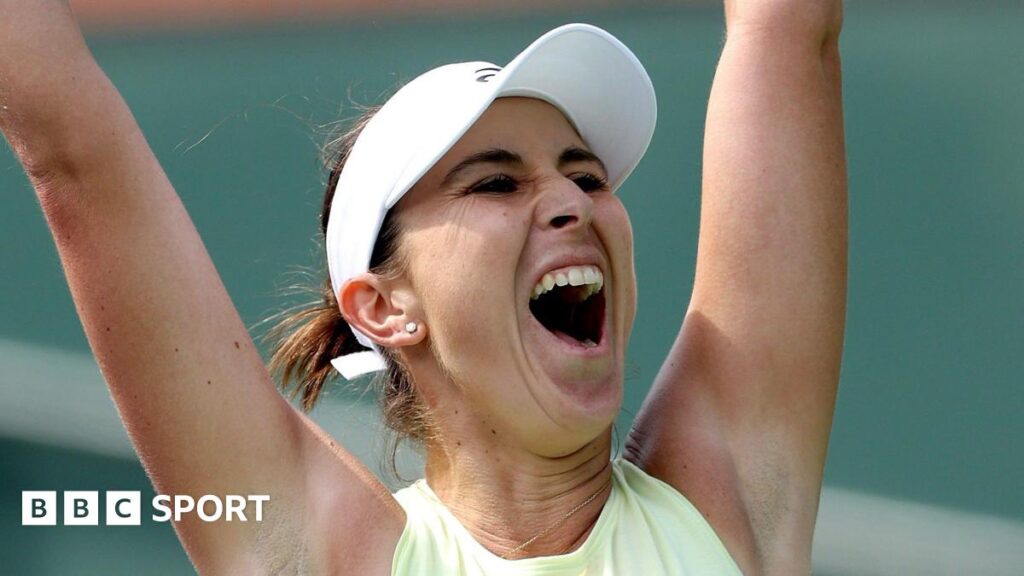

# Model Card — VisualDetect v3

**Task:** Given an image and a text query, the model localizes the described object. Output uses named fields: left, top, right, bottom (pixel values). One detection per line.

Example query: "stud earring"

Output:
left=405, top=321, right=418, bottom=334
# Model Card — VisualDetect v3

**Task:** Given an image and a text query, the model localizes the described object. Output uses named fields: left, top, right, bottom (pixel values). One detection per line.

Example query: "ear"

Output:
left=337, top=273, right=426, bottom=349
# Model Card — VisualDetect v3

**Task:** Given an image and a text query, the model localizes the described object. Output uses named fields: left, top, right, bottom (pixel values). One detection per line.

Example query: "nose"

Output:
left=536, top=175, right=594, bottom=232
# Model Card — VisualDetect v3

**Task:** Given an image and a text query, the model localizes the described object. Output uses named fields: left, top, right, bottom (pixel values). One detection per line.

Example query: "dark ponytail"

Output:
left=264, top=276, right=365, bottom=412
left=263, top=105, right=431, bottom=476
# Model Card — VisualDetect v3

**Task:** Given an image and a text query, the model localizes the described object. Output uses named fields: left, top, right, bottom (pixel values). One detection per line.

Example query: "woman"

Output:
left=1, top=1, right=846, bottom=574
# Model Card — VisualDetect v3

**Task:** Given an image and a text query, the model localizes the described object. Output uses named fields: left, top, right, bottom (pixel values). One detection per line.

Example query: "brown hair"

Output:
left=263, top=105, right=430, bottom=476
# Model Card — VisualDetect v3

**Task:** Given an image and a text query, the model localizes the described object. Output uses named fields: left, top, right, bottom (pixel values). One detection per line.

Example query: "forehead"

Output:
left=427, top=97, right=588, bottom=179
left=452, top=97, right=585, bottom=151
left=394, top=97, right=595, bottom=216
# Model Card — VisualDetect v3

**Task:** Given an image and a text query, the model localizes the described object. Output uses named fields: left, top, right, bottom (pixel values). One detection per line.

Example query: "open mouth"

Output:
left=529, top=265, right=605, bottom=347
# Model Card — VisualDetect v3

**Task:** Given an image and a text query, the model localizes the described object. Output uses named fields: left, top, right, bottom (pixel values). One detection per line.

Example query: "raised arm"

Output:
left=0, top=2, right=402, bottom=572
left=626, top=2, right=847, bottom=574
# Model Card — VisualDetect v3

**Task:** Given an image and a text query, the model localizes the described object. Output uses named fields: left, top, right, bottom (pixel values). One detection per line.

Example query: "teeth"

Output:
left=530, top=265, right=605, bottom=301
left=568, top=268, right=584, bottom=286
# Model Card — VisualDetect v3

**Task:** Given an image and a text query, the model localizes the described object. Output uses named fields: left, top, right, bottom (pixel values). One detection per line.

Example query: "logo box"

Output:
left=22, top=491, right=141, bottom=526
left=22, top=491, right=267, bottom=525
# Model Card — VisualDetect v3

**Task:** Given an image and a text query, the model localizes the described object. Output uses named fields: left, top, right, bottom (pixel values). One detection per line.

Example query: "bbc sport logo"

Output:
left=22, top=491, right=269, bottom=526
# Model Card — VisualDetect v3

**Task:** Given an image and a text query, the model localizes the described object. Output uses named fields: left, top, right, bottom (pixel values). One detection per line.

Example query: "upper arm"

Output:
left=2, top=7, right=405, bottom=569
left=39, top=107, right=405, bottom=572
left=628, top=18, right=847, bottom=575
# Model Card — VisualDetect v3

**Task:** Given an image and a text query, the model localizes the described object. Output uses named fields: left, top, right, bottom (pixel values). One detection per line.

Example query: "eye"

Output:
left=469, top=174, right=518, bottom=195
left=570, top=172, right=609, bottom=193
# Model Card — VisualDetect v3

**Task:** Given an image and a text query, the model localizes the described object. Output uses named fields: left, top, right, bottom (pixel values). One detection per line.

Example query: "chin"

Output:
left=540, top=371, right=623, bottom=452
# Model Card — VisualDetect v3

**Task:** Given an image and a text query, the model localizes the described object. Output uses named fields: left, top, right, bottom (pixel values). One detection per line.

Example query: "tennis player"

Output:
left=1, top=1, right=846, bottom=574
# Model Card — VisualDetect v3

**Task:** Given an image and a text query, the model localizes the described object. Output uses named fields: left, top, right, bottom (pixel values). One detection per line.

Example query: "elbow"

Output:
left=22, top=141, right=91, bottom=213
left=4, top=106, right=93, bottom=203
left=12, top=128, right=99, bottom=233
left=3, top=57, right=133, bottom=203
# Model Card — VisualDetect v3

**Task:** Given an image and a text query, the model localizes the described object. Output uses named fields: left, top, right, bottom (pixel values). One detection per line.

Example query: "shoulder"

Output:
left=613, top=457, right=728, bottom=528
left=614, top=456, right=748, bottom=575
left=387, top=480, right=472, bottom=575
left=389, top=479, right=464, bottom=549
left=625, top=409, right=762, bottom=572
left=298, top=441, right=408, bottom=576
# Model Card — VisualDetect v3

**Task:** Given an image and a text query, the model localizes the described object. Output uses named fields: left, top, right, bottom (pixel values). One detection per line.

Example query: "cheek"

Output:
left=406, top=211, right=529, bottom=372
left=596, top=199, right=638, bottom=331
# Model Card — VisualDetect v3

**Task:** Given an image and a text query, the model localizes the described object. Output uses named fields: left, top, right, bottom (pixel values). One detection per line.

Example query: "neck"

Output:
left=424, top=428, right=615, bottom=559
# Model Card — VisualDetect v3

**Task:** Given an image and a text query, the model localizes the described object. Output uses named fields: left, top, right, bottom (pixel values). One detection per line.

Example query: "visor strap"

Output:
left=330, top=350, right=386, bottom=379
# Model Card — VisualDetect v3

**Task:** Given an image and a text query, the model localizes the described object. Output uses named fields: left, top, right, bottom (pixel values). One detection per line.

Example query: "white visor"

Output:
left=325, top=23, right=657, bottom=379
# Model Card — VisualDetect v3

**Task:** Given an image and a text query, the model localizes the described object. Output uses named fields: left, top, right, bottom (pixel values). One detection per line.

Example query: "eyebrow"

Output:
left=440, top=145, right=608, bottom=188
left=558, top=146, right=607, bottom=175
left=441, top=148, right=523, bottom=188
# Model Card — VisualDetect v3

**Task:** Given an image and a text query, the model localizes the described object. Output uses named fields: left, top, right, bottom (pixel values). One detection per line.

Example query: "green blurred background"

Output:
left=2, top=2, right=1023, bottom=574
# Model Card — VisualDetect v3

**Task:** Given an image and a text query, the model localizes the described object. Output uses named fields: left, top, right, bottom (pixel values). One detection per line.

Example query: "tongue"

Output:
left=550, top=328, right=598, bottom=348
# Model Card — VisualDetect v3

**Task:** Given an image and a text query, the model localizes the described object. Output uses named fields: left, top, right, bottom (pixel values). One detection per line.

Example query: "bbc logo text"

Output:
left=22, top=491, right=269, bottom=526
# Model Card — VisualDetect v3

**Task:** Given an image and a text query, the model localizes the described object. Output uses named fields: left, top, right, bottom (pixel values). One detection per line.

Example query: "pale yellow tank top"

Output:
left=391, top=458, right=743, bottom=575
